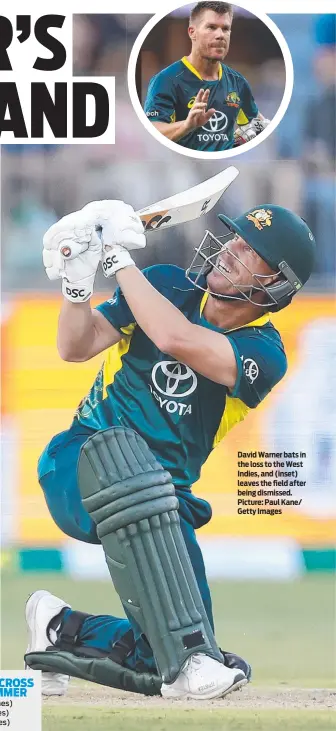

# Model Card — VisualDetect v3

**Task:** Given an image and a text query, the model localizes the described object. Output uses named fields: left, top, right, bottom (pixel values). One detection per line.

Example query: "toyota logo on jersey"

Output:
left=198, top=110, right=229, bottom=143
left=152, top=361, right=197, bottom=397
left=202, top=111, right=228, bottom=133
left=149, top=361, right=197, bottom=417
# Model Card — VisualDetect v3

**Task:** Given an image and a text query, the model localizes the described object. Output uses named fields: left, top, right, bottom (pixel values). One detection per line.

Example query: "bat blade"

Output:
left=137, top=166, right=239, bottom=232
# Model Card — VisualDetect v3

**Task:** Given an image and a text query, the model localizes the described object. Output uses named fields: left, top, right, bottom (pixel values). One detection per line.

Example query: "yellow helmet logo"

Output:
left=188, top=96, right=196, bottom=109
left=246, top=209, right=273, bottom=230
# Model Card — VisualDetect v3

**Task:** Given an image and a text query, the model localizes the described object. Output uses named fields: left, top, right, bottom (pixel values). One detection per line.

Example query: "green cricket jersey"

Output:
left=144, top=58, right=258, bottom=151
left=73, top=265, right=287, bottom=487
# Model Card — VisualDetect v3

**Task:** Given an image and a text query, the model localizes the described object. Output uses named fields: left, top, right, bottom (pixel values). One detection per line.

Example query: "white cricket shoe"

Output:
left=161, top=653, right=247, bottom=700
left=25, top=589, right=70, bottom=696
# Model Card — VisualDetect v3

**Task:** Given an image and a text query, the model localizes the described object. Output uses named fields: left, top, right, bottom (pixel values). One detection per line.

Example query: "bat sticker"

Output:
left=141, top=211, right=172, bottom=230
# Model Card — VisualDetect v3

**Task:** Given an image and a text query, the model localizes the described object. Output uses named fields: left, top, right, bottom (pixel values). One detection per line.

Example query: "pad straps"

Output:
left=52, top=610, right=90, bottom=653
left=52, top=610, right=136, bottom=666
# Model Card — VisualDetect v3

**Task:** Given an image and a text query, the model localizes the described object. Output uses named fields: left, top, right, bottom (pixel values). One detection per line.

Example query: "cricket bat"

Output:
left=59, top=167, right=239, bottom=259
left=138, top=166, right=239, bottom=232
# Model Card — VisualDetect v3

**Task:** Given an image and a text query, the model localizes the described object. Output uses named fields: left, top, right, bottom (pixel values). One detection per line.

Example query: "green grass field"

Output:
left=42, top=708, right=336, bottom=731
left=1, top=572, right=335, bottom=730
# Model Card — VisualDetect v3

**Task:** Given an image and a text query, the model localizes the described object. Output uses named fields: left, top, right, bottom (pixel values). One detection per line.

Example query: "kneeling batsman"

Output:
left=25, top=201, right=248, bottom=700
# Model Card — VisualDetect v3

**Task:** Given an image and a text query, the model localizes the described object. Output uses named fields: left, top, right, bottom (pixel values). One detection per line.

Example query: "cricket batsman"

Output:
left=25, top=197, right=315, bottom=700
left=144, top=2, right=270, bottom=151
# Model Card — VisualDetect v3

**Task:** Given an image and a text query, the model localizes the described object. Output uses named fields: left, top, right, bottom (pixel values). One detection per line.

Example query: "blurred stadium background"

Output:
left=1, top=12, right=335, bottom=679
left=136, top=4, right=286, bottom=115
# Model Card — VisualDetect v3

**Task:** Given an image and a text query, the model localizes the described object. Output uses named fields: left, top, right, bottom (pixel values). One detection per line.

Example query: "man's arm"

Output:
left=57, top=299, right=121, bottom=362
left=153, top=120, right=192, bottom=143
left=42, top=199, right=146, bottom=362
left=115, top=266, right=238, bottom=389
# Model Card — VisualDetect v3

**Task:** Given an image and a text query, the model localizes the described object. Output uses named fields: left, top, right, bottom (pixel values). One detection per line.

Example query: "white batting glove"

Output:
left=234, top=118, right=270, bottom=147
left=43, top=211, right=102, bottom=302
left=79, top=200, right=146, bottom=275
left=80, top=200, right=146, bottom=251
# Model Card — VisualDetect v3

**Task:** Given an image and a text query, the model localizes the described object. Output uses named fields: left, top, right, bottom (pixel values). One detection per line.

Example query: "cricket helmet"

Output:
left=186, top=204, right=316, bottom=311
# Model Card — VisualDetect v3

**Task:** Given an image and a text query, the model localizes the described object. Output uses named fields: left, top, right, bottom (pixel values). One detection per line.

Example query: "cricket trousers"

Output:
left=38, top=425, right=214, bottom=674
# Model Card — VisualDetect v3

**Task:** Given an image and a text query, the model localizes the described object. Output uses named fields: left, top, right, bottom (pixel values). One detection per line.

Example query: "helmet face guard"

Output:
left=185, top=227, right=302, bottom=311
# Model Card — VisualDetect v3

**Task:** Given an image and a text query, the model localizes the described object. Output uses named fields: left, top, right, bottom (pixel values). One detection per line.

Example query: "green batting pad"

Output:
left=78, top=427, right=223, bottom=683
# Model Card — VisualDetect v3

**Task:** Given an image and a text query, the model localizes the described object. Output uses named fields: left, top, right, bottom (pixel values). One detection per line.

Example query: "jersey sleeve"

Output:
left=96, top=288, right=134, bottom=335
left=226, top=328, right=287, bottom=408
left=144, top=73, right=177, bottom=124
left=237, top=78, right=259, bottom=124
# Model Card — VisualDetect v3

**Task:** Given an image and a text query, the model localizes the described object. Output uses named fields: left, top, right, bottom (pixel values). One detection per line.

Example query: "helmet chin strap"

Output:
left=207, top=289, right=259, bottom=303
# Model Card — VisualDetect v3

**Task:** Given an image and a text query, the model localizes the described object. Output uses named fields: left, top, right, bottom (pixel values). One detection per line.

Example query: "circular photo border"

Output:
left=128, top=0, right=294, bottom=160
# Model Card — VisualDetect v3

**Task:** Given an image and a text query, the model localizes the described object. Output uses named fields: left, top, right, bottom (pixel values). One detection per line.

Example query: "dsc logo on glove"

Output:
left=65, top=286, right=85, bottom=299
left=102, top=254, right=119, bottom=272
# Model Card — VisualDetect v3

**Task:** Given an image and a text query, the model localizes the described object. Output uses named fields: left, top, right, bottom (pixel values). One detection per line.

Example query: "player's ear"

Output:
left=188, top=24, right=197, bottom=42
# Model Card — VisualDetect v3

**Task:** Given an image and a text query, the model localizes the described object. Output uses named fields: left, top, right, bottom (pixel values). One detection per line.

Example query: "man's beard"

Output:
left=202, top=45, right=227, bottom=61
left=203, top=55, right=223, bottom=63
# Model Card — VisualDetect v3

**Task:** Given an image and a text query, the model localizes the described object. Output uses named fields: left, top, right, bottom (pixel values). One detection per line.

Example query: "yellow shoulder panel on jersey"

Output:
left=237, top=109, right=249, bottom=125
left=213, top=396, right=250, bottom=447
left=103, top=323, right=136, bottom=399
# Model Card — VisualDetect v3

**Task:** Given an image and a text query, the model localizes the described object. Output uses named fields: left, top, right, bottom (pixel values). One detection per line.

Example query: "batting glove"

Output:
left=43, top=211, right=102, bottom=303
left=233, top=118, right=270, bottom=147
left=80, top=200, right=146, bottom=248
left=78, top=200, right=146, bottom=279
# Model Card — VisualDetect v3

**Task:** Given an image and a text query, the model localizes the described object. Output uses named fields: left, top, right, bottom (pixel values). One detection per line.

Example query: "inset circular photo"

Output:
left=128, top=2, right=293, bottom=159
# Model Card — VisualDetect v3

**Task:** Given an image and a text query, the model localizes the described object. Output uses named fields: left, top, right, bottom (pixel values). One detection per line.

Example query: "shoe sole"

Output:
left=162, top=674, right=248, bottom=700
